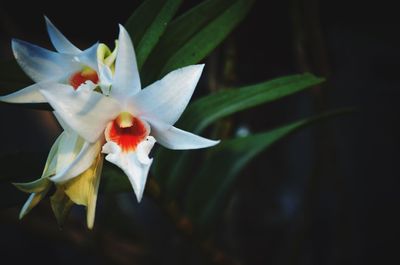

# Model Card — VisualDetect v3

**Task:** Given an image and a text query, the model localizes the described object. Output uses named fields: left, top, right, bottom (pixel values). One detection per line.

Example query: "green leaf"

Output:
left=184, top=109, right=354, bottom=230
left=125, top=0, right=183, bottom=69
left=100, top=162, right=132, bottom=193
left=179, top=73, right=324, bottom=134
left=141, top=0, right=255, bottom=85
left=153, top=73, right=325, bottom=198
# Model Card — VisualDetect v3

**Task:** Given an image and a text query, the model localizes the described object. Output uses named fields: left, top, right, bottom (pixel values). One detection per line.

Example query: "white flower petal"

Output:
left=0, top=83, right=46, bottom=103
left=40, top=83, right=121, bottom=143
left=53, top=111, right=72, bottom=133
left=55, top=131, right=82, bottom=173
left=102, top=136, right=156, bottom=202
left=51, top=140, right=102, bottom=183
left=12, top=39, right=79, bottom=82
left=130, top=64, right=204, bottom=125
left=112, top=25, right=141, bottom=100
left=76, top=43, right=99, bottom=71
left=146, top=118, right=219, bottom=150
left=44, top=16, right=81, bottom=54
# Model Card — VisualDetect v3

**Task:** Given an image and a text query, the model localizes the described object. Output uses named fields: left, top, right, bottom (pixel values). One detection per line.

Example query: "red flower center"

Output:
left=105, top=112, right=149, bottom=152
left=69, top=68, right=99, bottom=89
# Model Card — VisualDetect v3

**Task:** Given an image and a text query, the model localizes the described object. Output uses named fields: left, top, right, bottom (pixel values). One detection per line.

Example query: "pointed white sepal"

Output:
left=145, top=118, right=220, bottom=150
left=129, top=64, right=204, bottom=125
left=0, top=83, right=46, bottom=103
left=12, top=39, right=79, bottom=83
left=102, top=136, right=156, bottom=202
left=112, top=25, right=141, bottom=100
left=44, top=16, right=81, bottom=54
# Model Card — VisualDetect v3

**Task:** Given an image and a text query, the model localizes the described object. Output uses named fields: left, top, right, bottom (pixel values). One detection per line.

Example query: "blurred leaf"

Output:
left=153, top=73, right=325, bottom=198
left=184, top=109, right=354, bottom=230
left=101, top=162, right=131, bottom=193
left=179, top=73, right=324, bottom=134
left=125, top=0, right=183, bottom=69
left=141, top=0, right=255, bottom=85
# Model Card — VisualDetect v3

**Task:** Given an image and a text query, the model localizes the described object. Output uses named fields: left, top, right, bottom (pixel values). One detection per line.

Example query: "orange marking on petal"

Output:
left=69, top=68, right=99, bottom=89
left=105, top=113, right=149, bottom=152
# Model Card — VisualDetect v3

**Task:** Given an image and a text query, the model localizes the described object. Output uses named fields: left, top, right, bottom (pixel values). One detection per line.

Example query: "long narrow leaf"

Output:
left=178, top=73, right=324, bottom=134
left=125, top=0, right=182, bottom=69
left=141, top=0, right=254, bottom=85
left=154, top=73, right=325, bottom=198
left=184, top=109, right=353, bottom=230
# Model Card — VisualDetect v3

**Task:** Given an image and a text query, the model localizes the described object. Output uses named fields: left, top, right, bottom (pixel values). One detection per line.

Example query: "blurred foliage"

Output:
left=141, top=0, right=255, bottom=85
left=125, top=0, right=183, bottom=68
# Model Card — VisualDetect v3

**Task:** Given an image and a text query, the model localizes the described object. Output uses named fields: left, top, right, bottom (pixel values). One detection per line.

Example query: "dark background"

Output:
left=0, top=0, right=399, bottom=265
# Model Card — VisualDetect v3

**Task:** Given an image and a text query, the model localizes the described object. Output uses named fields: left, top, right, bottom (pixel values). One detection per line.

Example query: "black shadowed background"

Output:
left=0, top=0, right=399, bottom=265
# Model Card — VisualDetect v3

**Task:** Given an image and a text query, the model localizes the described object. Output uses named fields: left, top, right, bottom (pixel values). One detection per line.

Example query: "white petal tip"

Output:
left=117, top=25, right=131, bottom=43
left=190, top=138, right=220, bottom=149
left=11, top=38, right=21, bottom=49
left=11, top=39, right=22, bottom=60
left=185, top=64, right=205, bottom=73
left=0, top=83, right=47, bottom=104
left=44, top=15, right=51, bottom=23
left=118, top=24, right=130, bottom=39
left=208, top=139, right=221, bottom=147
left=135, top=191, right=144, bottom=203
left=0, top=95, right=14, bottom=103
left=118, top=24, right=126, bottom=32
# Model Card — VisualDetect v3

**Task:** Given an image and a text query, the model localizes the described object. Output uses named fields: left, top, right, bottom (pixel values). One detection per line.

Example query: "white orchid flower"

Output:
left=40, top=25, right=220, bottom=202
left=1, top=17, right=117, bottom=228
left=0, top=16, right=100, bottom=103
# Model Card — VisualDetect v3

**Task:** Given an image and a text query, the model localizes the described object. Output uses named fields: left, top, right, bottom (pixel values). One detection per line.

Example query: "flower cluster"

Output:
left=1, top=17, right=219, bottom=228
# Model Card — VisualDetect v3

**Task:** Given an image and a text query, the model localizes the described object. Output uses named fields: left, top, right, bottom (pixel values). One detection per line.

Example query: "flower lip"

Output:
left=69, top=68, right=99, bottom=89
left=105, top=112, right=150, bottom=153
